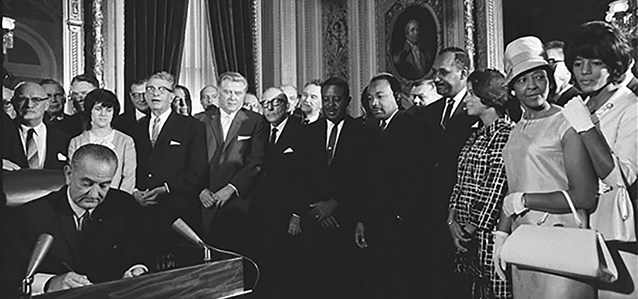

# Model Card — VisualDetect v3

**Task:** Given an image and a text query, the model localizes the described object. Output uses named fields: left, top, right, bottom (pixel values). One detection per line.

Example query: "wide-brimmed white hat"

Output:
left=504, top=36, right=548, bottom=84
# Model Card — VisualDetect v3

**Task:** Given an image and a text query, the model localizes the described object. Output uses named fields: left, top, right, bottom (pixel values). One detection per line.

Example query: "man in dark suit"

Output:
left=197, top=72, right=267, bottom=255
left=2, top=82, right=70, bottom=171
left=251, top=87, right=304, bottom=299
left=40, top=79, right=83, bottom=137
left=354, top=73, right=435, bottom=299
left=0, top=144, right=146, bottom=297
left=132, top=71, right=208, bottom=264
left=113, top=78, right=149, bottom=137
left=423, top=47, right=479, bottom=297
left=294, top=77, right=372, bottom=299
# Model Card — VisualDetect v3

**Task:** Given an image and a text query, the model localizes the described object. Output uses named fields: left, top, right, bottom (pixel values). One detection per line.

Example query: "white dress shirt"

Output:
left=220, top=110, right=239, bottom=141
left=325, top=119, right=345, bottom=153
left=148, top=109, right=172, bottom=141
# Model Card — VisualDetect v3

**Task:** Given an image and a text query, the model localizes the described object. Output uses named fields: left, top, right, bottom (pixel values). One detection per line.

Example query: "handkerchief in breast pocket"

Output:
left=237, top=135, right=252, bottom=141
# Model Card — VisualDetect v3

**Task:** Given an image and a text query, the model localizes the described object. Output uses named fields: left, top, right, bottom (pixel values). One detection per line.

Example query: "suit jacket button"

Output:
left=148, top=173, right=152, bottom=178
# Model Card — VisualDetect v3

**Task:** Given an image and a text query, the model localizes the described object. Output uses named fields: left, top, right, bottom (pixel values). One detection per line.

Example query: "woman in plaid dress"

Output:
left=447, top=69, right=514, bottom=298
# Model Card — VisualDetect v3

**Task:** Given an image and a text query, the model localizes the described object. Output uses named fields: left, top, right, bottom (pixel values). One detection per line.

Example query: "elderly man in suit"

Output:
left=2, top=82, right=70, bottom=171
left=354, top=73, right=436, bottom=299
left=113, top=78, right=149, bottom=137
left=250, top=87, right=304, bottom=298
left=0, top=144, right=146, bottom=297
left=132, top=71, right=207, bottom=265
left=197, top=72, right=267, bottom=255
left=293, top=77, right=372, bottom=299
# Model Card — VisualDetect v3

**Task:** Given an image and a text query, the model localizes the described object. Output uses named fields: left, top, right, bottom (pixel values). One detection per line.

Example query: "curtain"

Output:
left=124, top=0, right=189, bottom=115
left=179, top=0, right=217, bottom=115
left=207, top=0, right=255, bottom=94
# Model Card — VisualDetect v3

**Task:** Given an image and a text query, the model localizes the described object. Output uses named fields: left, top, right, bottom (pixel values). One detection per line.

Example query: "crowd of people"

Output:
left=1, top=20, right=636, bottom=299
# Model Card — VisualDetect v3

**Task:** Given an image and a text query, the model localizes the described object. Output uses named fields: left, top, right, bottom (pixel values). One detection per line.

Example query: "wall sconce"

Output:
left=3, top=16, right=15, bottom=55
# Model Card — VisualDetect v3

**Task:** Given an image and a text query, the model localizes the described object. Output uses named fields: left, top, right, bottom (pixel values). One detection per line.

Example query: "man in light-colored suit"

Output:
left=197, top=72, right=268, bottom=255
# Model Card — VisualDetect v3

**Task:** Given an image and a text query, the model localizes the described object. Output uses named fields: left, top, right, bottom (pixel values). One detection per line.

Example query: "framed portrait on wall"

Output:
left=385, top=1, right=442, bottom=83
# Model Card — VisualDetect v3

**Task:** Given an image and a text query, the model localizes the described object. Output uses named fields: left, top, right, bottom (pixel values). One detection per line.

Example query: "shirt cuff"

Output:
left=124, top=264, right=149, bottom=278
left=227, top=184, right=239, bottom=197
left=163, top=182, right=171, bottom=194
left=33, top=273, right=56, bottom=295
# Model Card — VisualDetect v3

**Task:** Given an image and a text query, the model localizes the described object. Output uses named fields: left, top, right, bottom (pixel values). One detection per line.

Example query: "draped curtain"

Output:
left=179, top=0, right=217, bottom=115
left=124, top=0, right=189, bottom=115
left=207, top=0, right=256, bottom=94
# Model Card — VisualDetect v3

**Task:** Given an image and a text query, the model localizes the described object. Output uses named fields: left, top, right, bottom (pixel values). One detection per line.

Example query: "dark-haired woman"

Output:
left=68, top=89, right=136, bottom=194
left=493, top=36, right=598, bottom=298
left=447, top=69, right=514, bottom=298
left=563, top=21, right=637, bottom=299
left=171, top=85, right=192, bottom=117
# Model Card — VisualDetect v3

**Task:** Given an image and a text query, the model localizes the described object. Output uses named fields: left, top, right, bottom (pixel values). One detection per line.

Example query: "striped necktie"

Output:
left=26, top=128, right=39, bottom=168
left=151, top=117, right=161, bottom=146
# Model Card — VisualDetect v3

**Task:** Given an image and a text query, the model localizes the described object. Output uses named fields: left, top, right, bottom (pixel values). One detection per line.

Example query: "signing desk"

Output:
left=35, top=257, right=247, bottom=299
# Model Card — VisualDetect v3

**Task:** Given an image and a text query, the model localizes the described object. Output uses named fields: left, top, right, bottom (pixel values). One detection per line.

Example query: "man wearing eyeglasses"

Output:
left=40, top=79, right=83, bottom=137
left=2, top=82, right=70, bottom=171
left=198, top=71, right=267, bottom=256
left=113, top=78, right=149, bottom=136
left=132, top=71, right=207, bottom=265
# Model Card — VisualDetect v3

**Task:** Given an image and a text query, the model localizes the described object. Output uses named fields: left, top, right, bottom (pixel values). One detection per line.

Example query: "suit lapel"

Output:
left=223, top=110, right=247, bottom=152
left=204, top=109, right=223, bottom=161
left=51, top=188, right=81, bottom=264
left=138, top=116, right=152, bottom=151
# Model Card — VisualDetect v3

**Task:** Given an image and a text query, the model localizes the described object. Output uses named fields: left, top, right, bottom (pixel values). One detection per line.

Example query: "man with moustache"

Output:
left=251, top=87, right=304, bottom=299
left=294, top=77, right=372, bottom=299
left=421, top=47, right=479, bottom=296
left=2, top=82, right=70, bottom=171
left=198, top=72, right=267, bottom=255
left=113, top=78, right=149, bottom=136
left=40, top=79, right=82, bottom=136
left=299, top=80, right=323, bottom=125
left=133, top=71, right=207, bottom=264
left=354, top=73, right=435, bottom=299
left=0, top=144, right=147, bottom=297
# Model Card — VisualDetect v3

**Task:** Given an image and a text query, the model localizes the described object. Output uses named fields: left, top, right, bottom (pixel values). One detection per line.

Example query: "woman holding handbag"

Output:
left=447, top=69, right=514, bottom=298
left=562, top=21, right=637, bottom=299
left=492, top=36, right=598, bottom=298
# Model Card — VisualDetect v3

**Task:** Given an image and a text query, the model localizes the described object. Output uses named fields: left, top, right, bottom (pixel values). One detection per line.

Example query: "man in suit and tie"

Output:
left=294, top=77, right=372, bottom=299
left=0, top=144, right=146, bottom=297
left=354, top=73, right=436, bottom=299
left=421, top=47, right=479, bottom=296
left=40, top=79, right=82, bottom=137
left=197, top=72, right=267, bottom=255
left=113, top=78, right=149, bottom=137
left=299, top=80, right=323, bottom=125
left=133, top=71, right=207, bottom=263
left=251, top=87, right=304, bottom=299
left=2, top=82, right=70, bottom=171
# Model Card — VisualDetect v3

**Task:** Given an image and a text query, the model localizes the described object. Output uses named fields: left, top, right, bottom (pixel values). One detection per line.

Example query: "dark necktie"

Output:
left=151, top=117, right=161, bottom=146
left=379, top=119, right=387, bottom=131
left=26, top=128, right=39, bottom=169
left=270, top=127, right=278, bottom=145
left=327, top=124, right=338, bottom=165
left=441, top=98, right=455, bottom=129
left=302, top=118, right=309, bottom=125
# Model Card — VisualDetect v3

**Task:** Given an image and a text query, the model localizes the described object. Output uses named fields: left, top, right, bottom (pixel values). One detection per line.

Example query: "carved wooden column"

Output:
left=63, top=0, right=84, bottom=89
left=474, top=0, right=504, bottom=70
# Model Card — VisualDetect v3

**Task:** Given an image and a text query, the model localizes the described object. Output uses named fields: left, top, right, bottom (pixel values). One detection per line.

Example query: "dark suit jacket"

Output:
left=1, top=120, right=71, bottom=170
left=252, top=115, right=304, bottom=239
left=197, top=107, right=267, bottom=250
left=133, top=111, right=207, bottom=230
left=0, top=187, right=142, bottom=296
left=553, top=86, right=580, bottom=107
left=45, top=113, right=84, bottom=138
left=295, top=116, right=373, bottom=228
left=112, top=113, right=142, bottom=138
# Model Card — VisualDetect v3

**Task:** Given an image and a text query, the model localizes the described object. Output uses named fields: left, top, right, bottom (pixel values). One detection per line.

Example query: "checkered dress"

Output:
left=448, top=117, right=514, bottom=299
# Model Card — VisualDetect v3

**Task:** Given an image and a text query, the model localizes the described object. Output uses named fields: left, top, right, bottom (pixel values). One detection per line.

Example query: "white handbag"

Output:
left=500, top=191, right=618, bottom=282
left=590, top=179, right=636, bottom=242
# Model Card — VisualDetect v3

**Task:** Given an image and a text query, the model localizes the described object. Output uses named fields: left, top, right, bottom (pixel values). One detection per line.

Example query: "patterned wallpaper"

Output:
left=322, top=0, right=349, bottom=81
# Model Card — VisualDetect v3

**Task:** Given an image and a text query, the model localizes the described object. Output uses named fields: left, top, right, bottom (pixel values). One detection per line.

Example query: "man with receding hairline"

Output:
left=2, top=82, right=70, bottom=171
left=0, top=144, right=146, bottom=297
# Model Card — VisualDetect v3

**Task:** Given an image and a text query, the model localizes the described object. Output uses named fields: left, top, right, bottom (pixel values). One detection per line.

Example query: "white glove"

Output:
left=501, top=192, right=527, bottom=216
left=563, top=97, right=594, bottom=133
left=493, top=231, right=509, bottom=281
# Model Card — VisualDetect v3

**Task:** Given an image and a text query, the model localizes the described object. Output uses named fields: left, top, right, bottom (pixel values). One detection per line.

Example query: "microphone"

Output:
left=25, top=234, right=54, bottom=278
left=21, top=234, right=54, bottom=297
left=171, top=218, right=211, bottom=262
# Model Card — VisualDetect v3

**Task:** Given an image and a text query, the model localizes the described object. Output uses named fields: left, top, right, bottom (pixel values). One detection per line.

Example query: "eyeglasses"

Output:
left=14, top=96, right=49, bottom=104
left=260, top=98, right=285, bottom=108
left=145, top=86, right=173, bottom=94
left=131, top=92, right=145, bottom=98
left=47, top=93, right=65, bottom=99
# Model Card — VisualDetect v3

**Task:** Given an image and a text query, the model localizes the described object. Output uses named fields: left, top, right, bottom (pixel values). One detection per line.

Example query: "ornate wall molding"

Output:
left=322, top=0, right=349, bottom=81
left=252, top=0, right=262, bottom=93
left=63, top=0, right=84, bottom=89
left=475, top=0, right=503, bottom=70
left=92, top=0, right=105, bottom=87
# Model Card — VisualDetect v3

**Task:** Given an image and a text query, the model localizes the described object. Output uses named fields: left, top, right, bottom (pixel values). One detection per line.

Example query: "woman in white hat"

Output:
left=563, top=21, right=637, bottom=299
left=492, top=36, right=598, bottom=298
